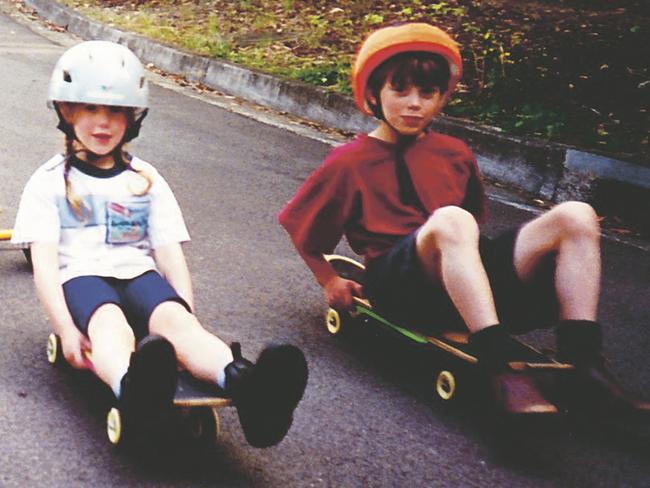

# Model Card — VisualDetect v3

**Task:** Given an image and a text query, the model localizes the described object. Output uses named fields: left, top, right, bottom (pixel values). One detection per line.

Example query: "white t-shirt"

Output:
left=12, top=154, right=190, bottom=283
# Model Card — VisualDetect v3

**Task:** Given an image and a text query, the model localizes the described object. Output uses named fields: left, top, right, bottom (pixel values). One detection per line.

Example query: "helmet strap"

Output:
left=123, top=108, right=148, bottom=143
left=367, top=86, right=384, bottom=120
left=54, top=103, right=76, bottom=140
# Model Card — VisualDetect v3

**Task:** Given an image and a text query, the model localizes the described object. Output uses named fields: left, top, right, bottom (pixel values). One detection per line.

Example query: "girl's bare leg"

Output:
left=86, top=303, right=135, bottom=390
left=149, top=301, right=233, bottom=384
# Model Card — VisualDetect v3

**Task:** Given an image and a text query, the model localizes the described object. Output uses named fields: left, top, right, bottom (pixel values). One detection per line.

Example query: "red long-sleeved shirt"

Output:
left=278, top=132, right=487, bottom=263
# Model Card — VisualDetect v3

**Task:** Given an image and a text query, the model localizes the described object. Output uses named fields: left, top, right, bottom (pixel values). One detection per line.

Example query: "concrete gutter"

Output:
left=23, top=0, right=650, bottom=232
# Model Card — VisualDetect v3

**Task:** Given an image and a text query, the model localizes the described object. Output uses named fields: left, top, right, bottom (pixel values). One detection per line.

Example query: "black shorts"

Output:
left=62, top=270, right=191, bottom=338
left=364, top=227, right=558, bottom=335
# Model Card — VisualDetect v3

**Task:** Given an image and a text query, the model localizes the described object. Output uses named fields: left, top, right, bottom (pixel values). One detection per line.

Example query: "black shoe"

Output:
left=225, top=342, right=308, bottom=448
left=556, top=320, right=650, bottom=417
left=559, top=358, right=650, bottom=417
left=120, top=334, right=178, bottom=420
left=469, top=325, right=557, bottom=414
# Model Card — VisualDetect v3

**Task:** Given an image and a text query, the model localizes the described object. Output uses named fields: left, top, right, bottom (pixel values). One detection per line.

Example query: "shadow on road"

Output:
left=49, top=366, right=257, bottom=485
left=329, top=322, right=650, bottom=471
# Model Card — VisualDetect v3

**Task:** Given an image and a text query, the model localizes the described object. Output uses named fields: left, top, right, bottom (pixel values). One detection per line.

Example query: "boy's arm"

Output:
left=153, top=242, right=195, bottom=312
left=279, top=146, right=362, bottom=308
left=31, top=242, right=90, bottom=369
left=296, top=248, right=364, bottom=311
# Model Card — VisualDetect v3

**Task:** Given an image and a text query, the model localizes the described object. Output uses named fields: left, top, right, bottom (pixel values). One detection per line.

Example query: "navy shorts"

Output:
left=62, top=270, right=191, bottom=338
left=364, top=227, right=559, bottom=335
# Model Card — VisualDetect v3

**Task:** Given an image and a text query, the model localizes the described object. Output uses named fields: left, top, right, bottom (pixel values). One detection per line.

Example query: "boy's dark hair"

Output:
left=366, top=51, right=451, bottom=120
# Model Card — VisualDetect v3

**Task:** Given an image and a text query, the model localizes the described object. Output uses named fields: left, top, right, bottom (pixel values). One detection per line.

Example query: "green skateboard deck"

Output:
left=324, top=254, right=572, bottom=405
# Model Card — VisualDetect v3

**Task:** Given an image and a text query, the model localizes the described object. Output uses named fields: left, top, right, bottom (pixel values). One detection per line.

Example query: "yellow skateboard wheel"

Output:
left=325, top=308, right=343, bottom=335
left=46, top=333, right=59, bottom=365
left=435, top=370, right=456, bottom=401
left=325, top=308, right=348, bottom=335
left=106, top=408, right=123, bottom=445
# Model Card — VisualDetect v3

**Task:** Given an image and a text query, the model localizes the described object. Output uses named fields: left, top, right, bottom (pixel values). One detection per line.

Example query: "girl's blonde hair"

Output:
left=60, top=104, right=153, bottom=220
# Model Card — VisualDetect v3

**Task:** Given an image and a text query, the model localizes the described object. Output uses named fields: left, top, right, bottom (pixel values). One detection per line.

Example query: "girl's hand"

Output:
left=60, top=328, right=91, bottom=369
left=324, top=276, right=364, bottom=311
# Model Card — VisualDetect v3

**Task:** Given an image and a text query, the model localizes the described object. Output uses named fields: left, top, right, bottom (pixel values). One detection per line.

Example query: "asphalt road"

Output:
left=1, top=8, right=650, bottom=488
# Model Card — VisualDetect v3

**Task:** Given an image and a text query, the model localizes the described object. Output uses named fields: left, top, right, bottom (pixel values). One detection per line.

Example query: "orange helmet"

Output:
left=352, top=23, right=463, bottom=115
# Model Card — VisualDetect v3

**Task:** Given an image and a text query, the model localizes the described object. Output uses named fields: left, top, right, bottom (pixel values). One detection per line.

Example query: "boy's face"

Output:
left=63, top=103, right=129, bottom=157
left=373, top=82, right=445, bottom=137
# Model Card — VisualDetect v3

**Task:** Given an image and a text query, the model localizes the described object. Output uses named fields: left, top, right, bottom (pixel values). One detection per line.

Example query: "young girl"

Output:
left=280, top=23, right=648, bottom=416
left=12, top=40, right=307, bottom=448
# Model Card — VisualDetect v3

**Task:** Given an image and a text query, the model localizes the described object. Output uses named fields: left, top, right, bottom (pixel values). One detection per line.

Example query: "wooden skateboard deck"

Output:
left=324, top=254, right=572, bottom=406
left=175, top=370, right=232, bottom=408
left=46, top=333, right=232, bottom=446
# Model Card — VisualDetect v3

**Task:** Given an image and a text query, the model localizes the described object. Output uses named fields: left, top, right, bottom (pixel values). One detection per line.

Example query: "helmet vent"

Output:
left=63, top=70, right=72, bottom=83
left=139, top=77, right=145, bottom=88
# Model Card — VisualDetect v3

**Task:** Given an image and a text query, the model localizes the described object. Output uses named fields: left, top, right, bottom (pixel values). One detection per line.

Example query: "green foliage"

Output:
left=363, top=13, right=384, bottom=25
left=295, top=64, right=341, bottom=88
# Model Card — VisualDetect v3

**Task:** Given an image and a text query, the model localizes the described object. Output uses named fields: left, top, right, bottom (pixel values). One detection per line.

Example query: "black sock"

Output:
left=469, top=324, right=510, bottom=372
left=556, top=319, right=602, bottom=364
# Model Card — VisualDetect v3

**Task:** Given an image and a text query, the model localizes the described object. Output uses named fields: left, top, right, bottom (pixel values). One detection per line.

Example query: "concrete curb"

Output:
left=23, top=0, right=650, bottom=231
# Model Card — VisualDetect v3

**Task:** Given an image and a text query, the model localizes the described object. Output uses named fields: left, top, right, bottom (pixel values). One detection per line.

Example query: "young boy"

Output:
left=279, top=23, right=648, bottom=415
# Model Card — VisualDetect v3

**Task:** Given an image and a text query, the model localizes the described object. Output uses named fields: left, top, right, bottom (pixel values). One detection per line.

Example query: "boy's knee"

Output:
left=420, top=206, right=479, bottom=248
left=552, top=201, right=600, bottom=239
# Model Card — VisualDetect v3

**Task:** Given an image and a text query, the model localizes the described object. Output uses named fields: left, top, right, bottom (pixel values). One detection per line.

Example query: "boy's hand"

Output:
left=60, top=328, right=91, bottom=369
left=324, top=276, right=364, bottom=311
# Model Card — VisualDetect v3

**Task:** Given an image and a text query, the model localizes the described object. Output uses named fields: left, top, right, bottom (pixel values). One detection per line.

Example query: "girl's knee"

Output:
left=551, top=201, right=600, bottom=239
left=88, top=304, right=134, bottom=341
left=149, top=301, right=199, bottom=335
left=420, top=206, right=479, bottom=248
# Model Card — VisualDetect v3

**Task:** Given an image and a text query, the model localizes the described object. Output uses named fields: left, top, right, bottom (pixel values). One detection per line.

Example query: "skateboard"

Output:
left=324, top=254, right=572, bottom=410
left=0, top=227, right=32, bottom=265
left=46, top=333, right=233, bottom=447
left=0, top=208, right=13, bottom=241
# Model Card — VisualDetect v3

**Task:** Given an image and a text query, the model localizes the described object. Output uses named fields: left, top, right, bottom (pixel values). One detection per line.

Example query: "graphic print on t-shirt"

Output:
left=106, top=200, right=149, bottom=244
left=56, top=193, right=150, bottom=245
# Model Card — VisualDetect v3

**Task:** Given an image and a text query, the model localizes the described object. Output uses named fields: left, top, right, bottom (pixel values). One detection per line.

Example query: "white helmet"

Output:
left=48, top=40, right=148, bottom=109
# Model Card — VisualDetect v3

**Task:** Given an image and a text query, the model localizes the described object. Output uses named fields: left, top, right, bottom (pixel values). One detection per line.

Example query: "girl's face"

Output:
left=64, top=103, right=129, bottom=160
left=372, top=82, right=445, bottom=140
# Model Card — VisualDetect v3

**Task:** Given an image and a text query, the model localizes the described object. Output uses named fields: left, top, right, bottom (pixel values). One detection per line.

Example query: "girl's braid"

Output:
left=63, top=134, right=91, bottom=221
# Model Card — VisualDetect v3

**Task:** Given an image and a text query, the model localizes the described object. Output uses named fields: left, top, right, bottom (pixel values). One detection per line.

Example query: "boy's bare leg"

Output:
left=415, top=206, right=498, bottom=333
left=86, top=303, right=135, bottom=388
left=512, top=201, right=600, bottom=320
left=416, top=205, right=557, bottom=413
left=149, top=301, right=233, bottom=384
left=514, top=202, right=650, bottom=412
